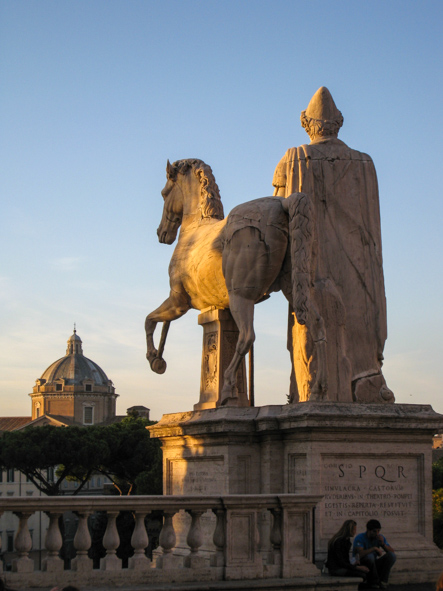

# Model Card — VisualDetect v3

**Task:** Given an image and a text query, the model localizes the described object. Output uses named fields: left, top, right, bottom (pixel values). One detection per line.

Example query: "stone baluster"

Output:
left=42, top=512, right=64, bottom=572
left=270, top=508, right=282, bottom=566
left=211, top=508, right=225, bottom=567
left=100, top=511, right=122, bottom=570
left=129, top=512, right=151, bottom=570
left=12, top=512, right=34, bottom=573
left=184, top=510, right=206, bottom=568
left=156, top=511, right=177, bottom=569
left=71, top=512, right=93, bottom=572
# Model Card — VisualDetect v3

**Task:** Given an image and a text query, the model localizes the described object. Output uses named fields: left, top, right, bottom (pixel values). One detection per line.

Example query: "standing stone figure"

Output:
left=273, top=87, right=394, bottom=404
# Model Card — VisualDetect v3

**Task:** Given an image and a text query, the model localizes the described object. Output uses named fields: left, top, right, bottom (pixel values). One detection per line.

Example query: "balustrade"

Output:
left=0, top=494, right=321, bottom=588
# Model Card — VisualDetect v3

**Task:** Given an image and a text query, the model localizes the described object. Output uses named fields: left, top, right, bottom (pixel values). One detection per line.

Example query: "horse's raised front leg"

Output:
left=220, top=293, right=255, bottom=406
left=145, top=291, right=190, bottom=374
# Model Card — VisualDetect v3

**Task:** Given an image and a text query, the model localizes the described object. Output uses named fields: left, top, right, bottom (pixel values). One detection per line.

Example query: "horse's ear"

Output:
left=166, top=160, right=174, bottom=179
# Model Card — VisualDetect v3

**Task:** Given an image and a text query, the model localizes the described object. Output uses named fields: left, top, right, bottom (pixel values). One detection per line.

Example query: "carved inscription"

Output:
left=320, top=455, right=422, bottom=537
left=288, top=454, right=307, bottom=493
left=167, top=456, right=225, bottom=495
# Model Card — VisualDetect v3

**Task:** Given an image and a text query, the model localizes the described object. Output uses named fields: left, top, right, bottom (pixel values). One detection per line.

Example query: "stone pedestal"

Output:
left=195, top=307, right=248, bottom=410
left=150, top=402, right=443, bottom=585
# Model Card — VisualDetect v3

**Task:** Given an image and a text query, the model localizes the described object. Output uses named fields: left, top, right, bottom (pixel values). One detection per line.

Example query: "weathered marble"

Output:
left=149, top=403, right=443, bottom=585
left=145, top=160, right=327, bottom=406
left=195, top=307, right=248, bottom=410
left=2, top=494, right=334, bottom=589
left=273, top=87, right=392, bottom=404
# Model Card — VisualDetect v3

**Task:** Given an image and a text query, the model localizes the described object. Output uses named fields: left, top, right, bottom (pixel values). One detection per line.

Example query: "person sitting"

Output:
left=326, top=519, right=369, bottom=582
left=353, top=518, right=396, bottom=589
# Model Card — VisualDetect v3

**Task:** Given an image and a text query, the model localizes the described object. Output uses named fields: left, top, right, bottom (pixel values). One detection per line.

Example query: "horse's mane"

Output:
left=171, top=159, right=224, bottom=220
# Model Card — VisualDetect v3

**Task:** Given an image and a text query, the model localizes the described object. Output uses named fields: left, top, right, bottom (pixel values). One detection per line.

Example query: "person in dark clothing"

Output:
left=327, top=519, right=369, bottom=582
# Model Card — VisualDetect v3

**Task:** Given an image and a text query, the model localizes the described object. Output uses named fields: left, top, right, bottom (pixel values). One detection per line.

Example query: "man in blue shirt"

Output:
left=353, top=519, right=396, bottom=589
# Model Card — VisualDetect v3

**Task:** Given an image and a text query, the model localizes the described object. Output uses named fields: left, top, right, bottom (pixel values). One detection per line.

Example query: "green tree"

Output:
left=432, top=459, right=443, bottom=548
left=0, top=425, right=106, bottom=495
left=433, top=459, right=443, bottom=489
left=93, top=416, right=162, bottom=495
left=0, top=417, right=162, bottom=496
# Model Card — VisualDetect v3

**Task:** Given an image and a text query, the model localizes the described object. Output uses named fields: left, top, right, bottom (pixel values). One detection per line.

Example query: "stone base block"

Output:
left=210, top=552, right=224, bottom=567
left=42, top=556, right=64, bottom=573
left=12, top=556, right=34, bottom=573
left=184, top=553, right=208, bottom=569
left=100, top=554, right=122, bottom=571
left=263, top=563, right=281, bottom=578
left=150, top=402, right=443, bottom=586
left=155, top=552, right=182, bottom=569
left=282, top=560, right=321, bottom=578
left=224, top=564, right=264, bottom=580
left=128, top=554, right=151, bottom=570
left=71, top=555, right=93, bottom=572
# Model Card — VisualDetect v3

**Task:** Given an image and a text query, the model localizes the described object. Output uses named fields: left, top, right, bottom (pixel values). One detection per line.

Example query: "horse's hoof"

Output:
left=151, top=357, right=167, bottom=374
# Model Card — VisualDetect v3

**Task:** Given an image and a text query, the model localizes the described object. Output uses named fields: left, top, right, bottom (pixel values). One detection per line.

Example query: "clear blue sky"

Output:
left=1, top=0, right=442, bottom=420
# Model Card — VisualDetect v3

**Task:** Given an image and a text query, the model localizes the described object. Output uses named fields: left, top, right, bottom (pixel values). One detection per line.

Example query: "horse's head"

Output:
left=157, top=159, right=224, bottom=244
left=157, top=160, right=184, bottom=244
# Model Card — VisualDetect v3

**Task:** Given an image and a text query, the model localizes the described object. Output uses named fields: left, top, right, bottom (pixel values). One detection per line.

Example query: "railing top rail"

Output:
left=0, top=493, right=323, bottom=513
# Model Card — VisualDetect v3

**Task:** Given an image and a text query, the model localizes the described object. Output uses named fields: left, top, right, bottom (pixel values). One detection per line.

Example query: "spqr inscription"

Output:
left=320, top=456, right=420, bottom=537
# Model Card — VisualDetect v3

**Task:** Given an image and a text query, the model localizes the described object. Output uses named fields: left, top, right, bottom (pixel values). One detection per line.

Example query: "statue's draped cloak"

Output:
left=273, top=138, right=387, bottom=401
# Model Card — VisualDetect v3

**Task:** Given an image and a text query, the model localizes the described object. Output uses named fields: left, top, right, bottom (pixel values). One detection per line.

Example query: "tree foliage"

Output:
left=432, top=459, right=443, bottom=548
left=0, top=416, right=162, bottom=496
left=433, top=459, right=443, bottom=490
left=93, top=416, right=162, bottom=495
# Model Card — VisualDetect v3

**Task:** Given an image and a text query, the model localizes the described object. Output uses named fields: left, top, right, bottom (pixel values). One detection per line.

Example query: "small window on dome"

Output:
left=84, top=406, right=94, bottom=425
left=56, top=383, right=62, bottom=391
left=85, top=384, right=92, bottom=392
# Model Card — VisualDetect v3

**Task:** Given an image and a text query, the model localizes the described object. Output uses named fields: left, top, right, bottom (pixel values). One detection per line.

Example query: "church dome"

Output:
left=40, top=330, right=111, bottom=387
left=31, top=329, right=118, bottom=424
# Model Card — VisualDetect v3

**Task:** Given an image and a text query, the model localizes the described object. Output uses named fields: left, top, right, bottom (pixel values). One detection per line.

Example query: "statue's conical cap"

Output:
left=304, top=86, right=341, bottom=121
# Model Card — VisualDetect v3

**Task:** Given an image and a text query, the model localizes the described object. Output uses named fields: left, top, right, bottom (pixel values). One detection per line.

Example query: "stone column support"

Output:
left=211, top=508, right=226, bottom=567
left=12, top=512, right=34, bottom=573
left=42, top=512, right=64, bottom=573
left=71, top=512, right=93, bottom=572
left=184, top=510, right=206, bottom=568
left=100, top=511, right=122, bottom=571
left=129, top=512, right=151, bottom=570
left=195, top=307, right=248, bottom=409
left=156, top=511, right=178, bottom=569
left=270, top=507, right=282, bottom=567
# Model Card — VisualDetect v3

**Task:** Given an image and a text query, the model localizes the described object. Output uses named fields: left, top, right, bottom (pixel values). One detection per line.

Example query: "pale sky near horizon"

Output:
left=1, top=0, right=442, bottom=421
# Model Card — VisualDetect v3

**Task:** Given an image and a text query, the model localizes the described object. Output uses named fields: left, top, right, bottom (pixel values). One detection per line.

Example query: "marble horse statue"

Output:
left=145, top=158, right=327, bottom=404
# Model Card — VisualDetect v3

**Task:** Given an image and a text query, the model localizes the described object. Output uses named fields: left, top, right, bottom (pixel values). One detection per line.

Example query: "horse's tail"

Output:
left=285, top=192, right=315, bottom=325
